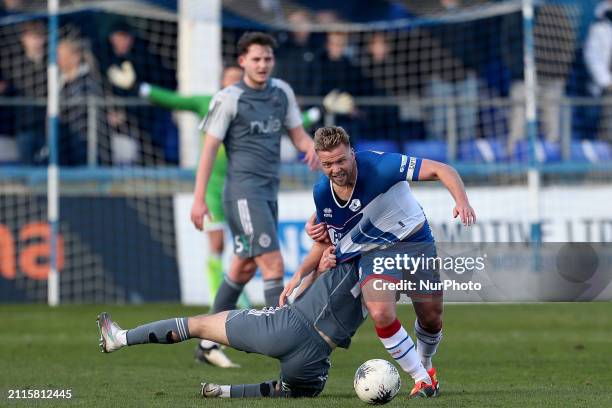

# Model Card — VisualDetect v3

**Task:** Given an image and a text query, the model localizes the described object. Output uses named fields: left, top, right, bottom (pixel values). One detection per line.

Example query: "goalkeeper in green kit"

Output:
left=138, top=66, right=321, bottom=351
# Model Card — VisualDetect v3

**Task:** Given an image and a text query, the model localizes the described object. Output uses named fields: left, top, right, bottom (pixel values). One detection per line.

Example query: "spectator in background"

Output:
left=256, top=0, right=284, bottom=25
left=359, top=31, right=403, bottom=140
left=0, top=0, right=29, bottom=16
left=0, top=3, right=22, bottom=156
left=275, top=9, right=317, bottom=96
left=313, top=31, right=371, bottom=97
left=6, top=20, right=48, bottom=165
left=585, top=0, right=612, bottom=142
left=361, top=32, right=396, bottom=96
left=101, top=21, right=176, bottom=165
left=502, top=4, right=576, bottom=152
left=0, top=73, right=17, bottom=163
left=312, top=30, right=377, bottom=139
left=425, top=0, right=479, bottom=142
left=315, top=9, right=340, bottom=25
left=104, top=22, right=145, bottom=97
left=311, top=10, right=341, bottom=54
left=57, top=38, right=103, bottom=165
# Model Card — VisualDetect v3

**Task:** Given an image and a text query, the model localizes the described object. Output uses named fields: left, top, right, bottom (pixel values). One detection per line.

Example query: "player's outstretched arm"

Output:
left=293, top=245, right=336, bottom=301
left=191, top=134, right=223, bottom=230
left=288, top=126, right=319, bottom=170
left=279, top=242, right=332, bottom=306
left=418, top=159, right=476, bottom=226
left=139, top=82, right=210, bottom=115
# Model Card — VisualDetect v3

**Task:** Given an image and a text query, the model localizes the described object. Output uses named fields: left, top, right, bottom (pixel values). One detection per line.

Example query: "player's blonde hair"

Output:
left=314, top=126, right=351, bottom=152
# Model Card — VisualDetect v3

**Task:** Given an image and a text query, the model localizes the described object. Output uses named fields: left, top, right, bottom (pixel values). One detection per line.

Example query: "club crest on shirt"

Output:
left=349, top=199, right=361, bottom=212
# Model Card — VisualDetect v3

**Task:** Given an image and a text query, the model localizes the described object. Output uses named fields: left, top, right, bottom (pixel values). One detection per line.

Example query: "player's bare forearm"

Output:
left=419, top=160, right=468, bottom=204
left=288, top=126, right=319, bottom=170
left=418, top=159, right=476, bottom=225
left=293, top=243, right=335, bottom=301
left=280, top=242, right=330, bottom=305
left=193, top=134, right=222, bottom=201
left=295, top=242, right=329, bottom=280
left=287, top=126, right=312, bottom=152
left=293, top=272, right=317, bottom=301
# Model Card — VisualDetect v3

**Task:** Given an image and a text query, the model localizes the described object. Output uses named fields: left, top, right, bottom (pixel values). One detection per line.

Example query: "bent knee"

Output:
left=368, top=306, right=396, bottom=328
left=257, top=251, right=284, bottom=278
left=417, top=309, right=443, bottom=333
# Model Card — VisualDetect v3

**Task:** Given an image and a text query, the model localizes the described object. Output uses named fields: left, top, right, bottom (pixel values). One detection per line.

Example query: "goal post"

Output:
left=177, top=0, right=222, bottom=168
left=47, top=0, right=60, bottom=306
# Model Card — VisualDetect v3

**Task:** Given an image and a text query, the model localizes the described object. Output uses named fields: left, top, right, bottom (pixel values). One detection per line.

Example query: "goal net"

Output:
left=0, top=0, right=609, bottom=305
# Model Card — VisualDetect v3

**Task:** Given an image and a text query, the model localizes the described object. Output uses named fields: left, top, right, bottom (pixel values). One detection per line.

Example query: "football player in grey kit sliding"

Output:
left=98, top=242, right=367, bottom=399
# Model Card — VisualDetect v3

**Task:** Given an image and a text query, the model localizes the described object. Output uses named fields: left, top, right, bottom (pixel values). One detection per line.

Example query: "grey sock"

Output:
left=414, top=319, right=443, bottom=370
left=212, top=277, right=245, bottom=313
left=230, top=380, right=280, bottom=398
left=263, top=278, right=283, bottom=307
left=126, top=317, right=190, bottom=345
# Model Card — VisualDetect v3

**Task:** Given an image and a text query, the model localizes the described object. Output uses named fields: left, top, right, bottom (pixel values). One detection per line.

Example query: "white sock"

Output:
left=377, top=321, right=430, bottom=384
left=117, top=329, right=128, bottom=347
left=220, top=385, right=231, bottom=398
left=199, top=339, right=218, bottom=349
left=414, top=319, right=443, bottom=370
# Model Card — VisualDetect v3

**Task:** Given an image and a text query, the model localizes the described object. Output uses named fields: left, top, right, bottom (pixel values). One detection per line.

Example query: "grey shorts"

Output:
left=225, top=306, right=331, bottom=397
left=224, top=199, right=280, bottom=258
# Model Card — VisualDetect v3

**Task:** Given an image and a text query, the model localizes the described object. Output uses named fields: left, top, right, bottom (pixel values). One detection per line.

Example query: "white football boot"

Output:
left=97, top=312, right=126, bottom=353
left=200, top=382, right=223, bottom=398
left=195, top=341, right=240, bottom=368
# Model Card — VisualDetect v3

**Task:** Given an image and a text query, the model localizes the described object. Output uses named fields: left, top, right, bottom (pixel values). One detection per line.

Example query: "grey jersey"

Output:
left=293, top=261, right=366, bottom=349
left=202, top=78, right=302, bottom=201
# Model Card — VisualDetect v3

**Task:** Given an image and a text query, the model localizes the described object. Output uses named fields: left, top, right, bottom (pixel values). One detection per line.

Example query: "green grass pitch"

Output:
left=1, top=303, right=611, bottom=407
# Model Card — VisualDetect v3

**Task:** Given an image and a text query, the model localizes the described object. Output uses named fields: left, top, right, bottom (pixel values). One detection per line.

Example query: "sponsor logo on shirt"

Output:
left=324, top=208, right=333, bottom=218
left=349, top=199, right=361, bottom=212
left=250, top=116, right=281, bottom=134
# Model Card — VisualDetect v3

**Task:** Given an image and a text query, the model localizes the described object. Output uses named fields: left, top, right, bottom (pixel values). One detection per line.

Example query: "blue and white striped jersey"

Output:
left=313, top=151, right=433, bottom=262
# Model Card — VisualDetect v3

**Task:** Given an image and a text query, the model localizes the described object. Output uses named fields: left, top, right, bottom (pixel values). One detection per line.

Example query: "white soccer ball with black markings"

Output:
left=354, top=359, right=401, bottom=404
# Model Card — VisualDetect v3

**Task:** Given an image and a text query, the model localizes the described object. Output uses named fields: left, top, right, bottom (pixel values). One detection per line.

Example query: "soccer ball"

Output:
left=354, top=359, right=401, bottom=404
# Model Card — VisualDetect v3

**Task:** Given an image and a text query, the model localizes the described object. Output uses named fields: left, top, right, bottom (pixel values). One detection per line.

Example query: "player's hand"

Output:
left=453, top=202, right=476, bottom=226
left=279, top=273, right=301, bottom=306
left=302, top=146, right=319, bottom=171
left=138, top=82, right=151, bottom=98
left=191, top=199, right=210, bottom=231
left=317, top=246, right=336, bottom=272
left=306, top=212, right=329, bottom=243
